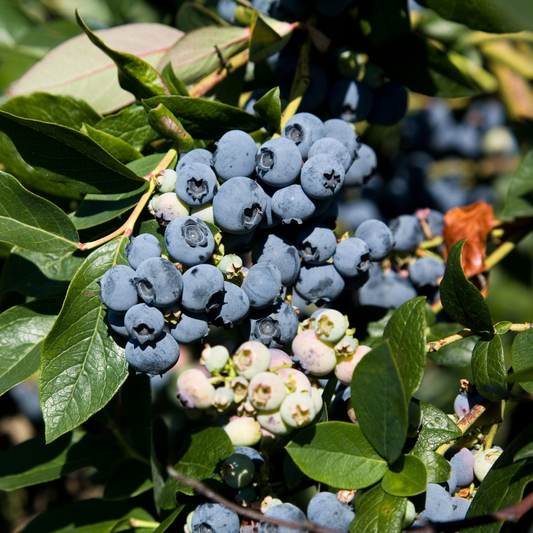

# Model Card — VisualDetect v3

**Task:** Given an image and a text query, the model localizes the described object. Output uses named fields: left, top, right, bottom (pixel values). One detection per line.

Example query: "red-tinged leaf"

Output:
left=8, top=24, right=183, bottom=114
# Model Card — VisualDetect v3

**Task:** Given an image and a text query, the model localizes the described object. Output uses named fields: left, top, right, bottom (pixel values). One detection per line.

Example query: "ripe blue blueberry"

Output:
left=451, top=497, right=471, bottom=520
left=358, top=267, right=417, bottom=309
left=124, top=303, right=165, bottom=345
left=344, top=143, right=377, bottom=186
left=282, top=112, right=325, bottom=159
left=355, top=219, right=394, bottom=261
left=213, top=130, right=257, bottom=180
left=107, top=310, right=128, bottom=338
left=134, top=257, right=183, bottom=307
left=307, top=492, right=355, bottom=533
left=175, top=163, right=218, bottom=207
left=125, top=234, right=161, bottom=270
left=323, top=118, right=358, bottom=161
left=164, top=215, right=215, bottom=266
left=169, top=310, right=210, bottom=345
left=450, top=448, right=475, bottom=487
left=409, top=257, right=445, bottom=288
left=252, top=234, right=301, bottom=286
left=418, top=484, right=453, bottom=522
left=296, top=224, right=337, bottom=265
left=328, top=79, right=374, bottom=122
left=99, top=265, right=139, bottom=313
left=308, top=137, right=352, bottom=172
left=295, top=264, right=345, bottom=305
left=208, top=281, right=250, bottom=328
left=192, top=503, right=240, bottom=533
left=271, top=184, right=316, bottom=224
left=259, top=503, right=307, bottom=533
left=390, top=215, right=425, bottom=252
left=333, top=237, right=370, bottom=278
left=241, top=263, right=282, bottom=309
left=234, top=446, right=265, bottom=470
left=176, top=148, right=213, bottom=172
left=255, top=137, right=303, bottom=187
left=180, top=264, right=225, bottom=313
left=300, top=154, right=345, bottom=199
left=125, top=332, right=180, bottom=376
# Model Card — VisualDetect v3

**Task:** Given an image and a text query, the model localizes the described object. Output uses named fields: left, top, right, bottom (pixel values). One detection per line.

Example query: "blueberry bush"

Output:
left=3, top=0, right=533, bottom=532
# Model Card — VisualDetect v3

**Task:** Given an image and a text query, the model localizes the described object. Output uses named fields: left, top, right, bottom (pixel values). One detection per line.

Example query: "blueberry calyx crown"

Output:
left=285, top=123, right=303, bottom=145
left=255, top=317, right=281, bottom=343
left=241, top=203, right=263, bottom=229
left=256, top=148, right=275, bottom=171
left=186, top=177, right=209, bottom=200
left=182, top=219, right=209, bottom=248
left=323, top=170, right=342, bottom=190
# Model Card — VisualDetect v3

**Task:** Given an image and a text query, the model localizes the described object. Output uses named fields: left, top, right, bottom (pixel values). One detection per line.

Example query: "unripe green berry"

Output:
left=222, top=453, right=255, bottom=489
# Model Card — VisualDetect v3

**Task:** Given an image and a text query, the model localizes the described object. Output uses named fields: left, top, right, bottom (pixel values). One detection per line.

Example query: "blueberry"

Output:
left=275, top=367, right=311, bottom=395
left=328, top=79, right=374, bottom=122
left=213, top=130, right=257, bottom=180
left=252, top=234, right=301, bottom=286
left=248, top=371, right=286, bottom=411
left=474, top=447, right=502, bottom=482
left=307, top=492, right=355, bottom=533
left=295, top=264, right=345, bottom=305
left=452, top=124, right=481, bottom=159
left=451, top=497, right=471, bottom=520
left=450, top=448, right=475, bottom=487
left=269, top=349, right=293, bottom=368
left=222, top=230, right=255, bottom=253
left=282, top=112, right=325, bottom=159
left=208, top=281, right=250, bottom=328
left=333, top=237, right=370, bottom=278
left=314, top=309, right=347, bottom=344
left=177, top=368, right=217, bottom=409
left=124, top=303, right=165, bottom=345
left=192, top=503, right=240, bottom=533
left=418, top=484, right=453, bottom=522
left=213, top=177, right=266, bottom=234
left=409, top=257, right=445, bottom=288
left=156, top=169, right=178, bottom=194
left=217, top=0, right=237, bottom=22
left=234, top=446, right=265, bottom=470
left=255, top=137, right=303, bottom=187
left=323, top=118, right=358, bottom=161
left=175, top=163, right=218, bottom=207
left=222, top=453, right=255, bottom=489
left=271, top=184, right=316, bottom=224
left=335, top=345, right=372, bottom=386
left=201, top=345, right=230, bottom=373
left=134, top=257, right=183, bottom=307
left=98, top=265, right=139, bottom=313
left=367, top=82, right=408, bottom=126
left=358, top=266, right=417, bottom=309
left=125, top=332, right=180, bottom=375
left=280, top=391, right=316, bottom=427
left=224, top=416, right=262, bottom=446
left=169, top=310, right=209, bottom=344
left=292, top=329, right=337, bottom=376
left=233, top=340, right=271, bottom=380
left=259, top=503, right=307, bottom=533
left=296, top=224, right=337, bottom=265
left=165, top=215, right=215, bottom=266
left=125, top=234, right=162, bottom=270
left=454, top=391, right=470, bottom=417
left=426, top=209, right=445, bottom=237
left=390, top=215, right=425, bottom=252
left=176, top=148, right=213, bottom=172
left=355, top=219, right=394, bottom=261
left=344, top=144, right=377, bottom=187
left=153, top=192, right=190, bottom=226
left=107, top=310, right=129, bottom=337
left=180, top=264, right=225, bottom=313
left=308, top=137, right=352, bottom=172
left=301, top=154, right=345, bottom=199
left=242, top=263, right=282, bottom=309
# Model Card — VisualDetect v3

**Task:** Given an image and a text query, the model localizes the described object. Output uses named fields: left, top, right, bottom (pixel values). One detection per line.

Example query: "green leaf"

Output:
left=93, top=105, right=156, bottom=152
left=510, top=328, right=533, bottom=393
left=153, top=505, right=185, bottom=533
left=286, top=422, right=388, bottom=489
left=0, top=300, right=58, bottom=396
left=503, top=151, right=533, bottom=220
left=72, top=183, right=148, bottom=230
left=0, top=172, right=79, bottom=252
left=176, top=1, right=228, bottom=32
left=21, top=499, right=154, bottom=533
left=440, top=240, right=494, bottom=337
left=161, top=63, right=190, bottom=97
left=412, top=402, right=461, bottom=453
left=160, top=26, right=249, bottom=85
left=0, top=430, right=121, bottom=491
left=427, top=322, right=477, bottom=367
left=514, top=442, right=533, bottom=462
left=103, top=459, right=153, bottom=500
left=413, top=449, right=451, bottom=484
left=0, top=110, right=145, bottom=194
left=382, top=454, right=427, bottom=497
left=351, top=342, right=408, bottom=463
left=350, top=483, right=406, bottom=533
left=0, top=247, right=85, bottom=297
left=81, top=123, right=143, bottom=164
left=143, top=96, right=264, bottom=138
left=127, top=153, right=173, bottom=178
left=253, top=87, right=282, bottom=134
left=146, top=103, right=195, bottom=152
left=249, top=13, right=293, bottom=63
left=472, top=335, right=508, bottom=401
left=8, top=23, right=183, bottom=115
left=76, top=11, right=169, bottom=100
left=383, top=296, right=427, bottom=400
left=2, top=93, right=102, bottom=129
left=40, top=237, right=130, bottom=442
left=165, top=427, right=233, bottom=497
left=464, top=424, right=533, bottom=533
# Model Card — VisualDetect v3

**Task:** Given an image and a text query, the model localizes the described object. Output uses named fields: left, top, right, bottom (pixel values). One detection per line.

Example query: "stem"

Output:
left=129, top=519, right=160, bottom=528
left=484, top=422, right=499, bottom=449
left=418, top=236, right=444, bottom=250
left=78, top=149, right=177, bottom=251
left=510, top=322, right=533, bottom=332
left=189, top=49, right=250, bottom=98
left=426, top=329, right=475, bottom=353
left=484, top=240, right=516, bottom=270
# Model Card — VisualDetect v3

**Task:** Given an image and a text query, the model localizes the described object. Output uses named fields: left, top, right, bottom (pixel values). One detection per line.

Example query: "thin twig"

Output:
left=426, top=329, right=475, bottom=353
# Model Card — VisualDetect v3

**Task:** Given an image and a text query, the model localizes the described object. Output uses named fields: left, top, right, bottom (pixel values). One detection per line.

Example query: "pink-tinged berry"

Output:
left=177, top=369, right=216, bottom=409
left=311, top=387, right=324, bottom=414
left=248, top=372, right=286, bottom=411
left=280, top=392, right=317, bottom=428
left=269, top=349, right=293, bottom=368
left=454, top=392, right=470, bottom=418
left=212, top=387, right=235, bottom=412
left=256, top=409, right=293, bottom=436
left=233, top=341, right=271, bottom=379
left=334, top=334, right=358, bottom=358
left=292, top=329, right=337, bottom=376
left=314, top=309, right=348, bottom=344
left=224, top=416, right=262, bottom=446
left=231, top=377, right=249, bottom=403
left=275, top=368, right=312, bottom=394
left=335, top=344, right=372, bottom=385
left=474, top=447, right=503, bottom=482
left=200, top=345, right=230, bottom=373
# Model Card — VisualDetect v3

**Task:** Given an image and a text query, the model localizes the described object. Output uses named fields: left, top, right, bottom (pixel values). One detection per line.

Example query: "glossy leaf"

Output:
left=382, top=454, right=427, bottom=497
left=253, top=87, right=282, bottom=134
left=383, top=296, right=427, bottom=401
left=0, top=111, right=145, bottom=194
left=514, top=442, right=533, bottom=462
left=412, top=402, right=462, bottom=453
left=147, top=104, right=195, bottom=152
left=143, top=96, right=264, bottom=138
left=0, top=431, right=121, bottom=491
left=0, top=247, right=85, bottom=297
left=413, top=449, right=452, bottom=484
left=72, top=183, right=148, bottom=230
left=440, top=240, right=494, bottom=337
left=350, top=483, right=406, bottom=533
left=9, top=23, right=183, bottom=114
left=93, top=105, right=156, bottom=151
left=511, top=329, right=533, bottom=394
left=503, top=151, right=533, bottom=220
left=39, top=237, right=130, bottom=442
left=81, top=123, right=143, bottom=163
left=472, top=334, right=508, bottom=401
left=161, top=63, right=190, bottom=97
left=127, top=153, right=176, bottom=178
left=153, top=505, right=185, bottom=533
left=103, top=459, right=153, bottom=500
left=464, top=424, right=533, bottom=533
left=249, top=12, right=293, bottom=63
left=286, top=422, right=388, bottom=489
left=506, top=367, right=533, bottom=384
left=76, top=11, right=170, bottom=100
left=159, top=25, right=249, bottom=85
left=351, top=342, right=408, bottom=463
left=0, top=300, right=57, bottom=397
left=0, top=172, right=79, bottom=252
left=176, top=2, right=228, bottom=32
left=21, top=499, right=154, bottom=533
left=165, top=427, right=233, bottom=497
left=427, top=322, right=477, bottom=367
